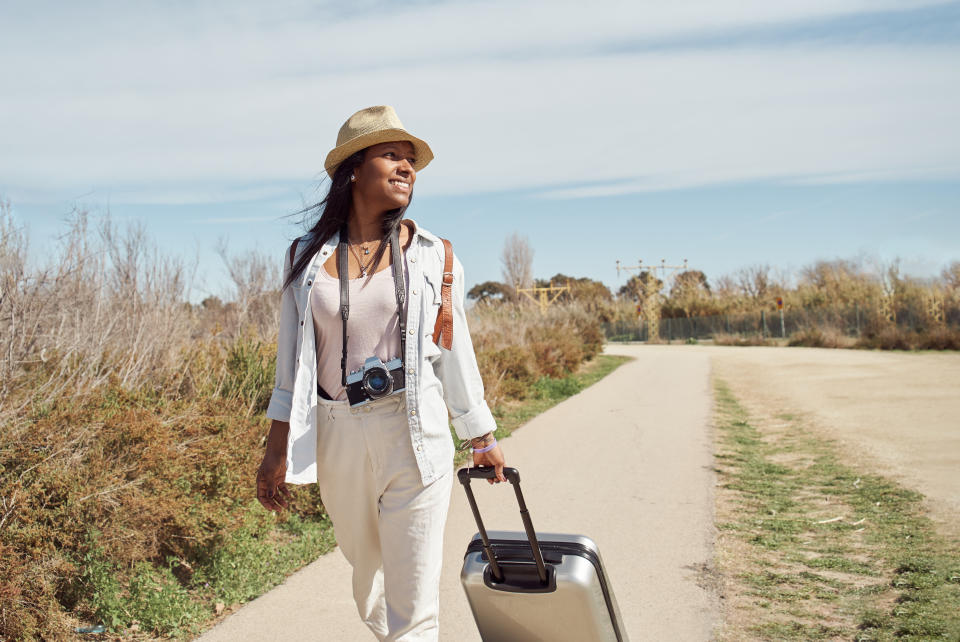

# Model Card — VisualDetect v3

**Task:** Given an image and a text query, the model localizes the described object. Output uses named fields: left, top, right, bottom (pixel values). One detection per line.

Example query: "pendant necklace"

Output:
left=348, top=240, right=381, bottom=277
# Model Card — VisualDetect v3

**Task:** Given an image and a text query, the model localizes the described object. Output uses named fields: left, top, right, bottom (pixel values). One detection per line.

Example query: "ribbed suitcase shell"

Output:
left=460, top=530, right=627, bottom=641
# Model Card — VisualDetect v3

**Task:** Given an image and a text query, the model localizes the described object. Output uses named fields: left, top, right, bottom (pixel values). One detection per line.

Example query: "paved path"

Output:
left=197, top=345, right=718, bottom=641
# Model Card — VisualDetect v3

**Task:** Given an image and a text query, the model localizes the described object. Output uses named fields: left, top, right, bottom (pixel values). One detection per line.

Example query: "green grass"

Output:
left=713, top=379, right=960, bottom=641
left=77, top=512, right=337, bottom=639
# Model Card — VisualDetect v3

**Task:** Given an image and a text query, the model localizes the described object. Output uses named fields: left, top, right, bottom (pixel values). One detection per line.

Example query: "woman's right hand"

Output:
left=257, top=420, right=292, bottom=512
left=256, top=452, right=291, bottom=512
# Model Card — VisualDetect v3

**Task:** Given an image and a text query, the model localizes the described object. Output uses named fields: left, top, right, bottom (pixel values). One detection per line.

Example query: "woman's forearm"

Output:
left=264, top=420, right=290, bottom=459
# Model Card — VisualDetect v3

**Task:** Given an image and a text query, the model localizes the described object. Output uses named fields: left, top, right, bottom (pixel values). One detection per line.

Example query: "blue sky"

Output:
left=2, top=0, right=959, bottom=301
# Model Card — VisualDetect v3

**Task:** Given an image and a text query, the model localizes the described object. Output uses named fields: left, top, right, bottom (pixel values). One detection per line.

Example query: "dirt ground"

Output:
left=705, top=345, right=960, bottom=536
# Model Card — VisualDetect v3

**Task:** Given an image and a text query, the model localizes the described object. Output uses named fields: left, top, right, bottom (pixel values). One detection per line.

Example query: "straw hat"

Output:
left=324, top=105, right=434, bottom=177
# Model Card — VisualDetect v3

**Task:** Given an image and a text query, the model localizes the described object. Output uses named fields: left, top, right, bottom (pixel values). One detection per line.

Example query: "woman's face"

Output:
left=353, top=141, right=417, bottom=210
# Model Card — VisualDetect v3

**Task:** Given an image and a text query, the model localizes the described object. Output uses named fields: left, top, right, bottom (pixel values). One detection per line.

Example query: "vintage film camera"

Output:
left=345, top=356, right=405, bottom=407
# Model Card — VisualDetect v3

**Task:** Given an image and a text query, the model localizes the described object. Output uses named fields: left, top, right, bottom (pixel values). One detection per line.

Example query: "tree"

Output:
left=735, top=264, right=772, bottom=302
left=501, top=233, right=534, bottom=297
left=941, top=261, right=960, bottom=293
left=536, top=273, right=616, bottom=321
left=467, top=280, right=509, bottom=303
left=617, top=271, right=662, bottom=303
left=665, top=270, right=712, bottom=318
left=536, top=273, right=613, bottom=305
left=797, top=259, right=874, bottom=307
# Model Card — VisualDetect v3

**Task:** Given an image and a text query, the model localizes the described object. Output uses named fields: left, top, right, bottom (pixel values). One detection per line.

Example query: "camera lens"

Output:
left=362, top=367, right=393, bottom=398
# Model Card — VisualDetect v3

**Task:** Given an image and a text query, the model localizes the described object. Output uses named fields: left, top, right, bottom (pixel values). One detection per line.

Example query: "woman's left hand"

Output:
left=473, top=443, right=506, bottom=484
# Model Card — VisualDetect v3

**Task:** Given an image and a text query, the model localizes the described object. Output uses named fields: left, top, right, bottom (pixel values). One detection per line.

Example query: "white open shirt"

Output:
left=266, top=220, right=497, bottom=486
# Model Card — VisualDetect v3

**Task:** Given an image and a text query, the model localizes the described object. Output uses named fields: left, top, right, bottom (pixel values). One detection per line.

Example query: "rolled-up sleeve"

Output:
left=266, top=246, right=298, bottom=422
left=434, top=256, right=498, bottom=440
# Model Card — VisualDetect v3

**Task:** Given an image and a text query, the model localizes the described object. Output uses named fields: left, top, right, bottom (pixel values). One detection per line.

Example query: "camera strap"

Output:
left=337, top=224, right=406, bottom=387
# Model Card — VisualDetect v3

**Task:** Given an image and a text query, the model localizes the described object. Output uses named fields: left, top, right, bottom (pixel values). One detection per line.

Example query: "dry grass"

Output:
left=712, top=332, right=775, bottom=347
left=0, top=205, right=279, bottom=426
left=787, top=325, right=858, bottom=349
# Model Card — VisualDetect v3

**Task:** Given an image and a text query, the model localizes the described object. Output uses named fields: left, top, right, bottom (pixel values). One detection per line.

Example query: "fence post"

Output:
left=855, top=303, right=861, bottom=336
left=780, top=308, right=786, bottom=338
left=667, top=318, right=673, bottom=342
left=761, top=310, right=767, bottom=338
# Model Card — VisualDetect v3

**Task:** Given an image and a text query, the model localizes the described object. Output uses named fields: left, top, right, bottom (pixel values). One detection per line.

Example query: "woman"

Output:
left=255, top=105, right=506, bottom=641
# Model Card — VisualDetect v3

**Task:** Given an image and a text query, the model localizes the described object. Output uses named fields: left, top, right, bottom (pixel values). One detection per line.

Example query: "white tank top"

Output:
left=310, top=260, right=407, bottom=401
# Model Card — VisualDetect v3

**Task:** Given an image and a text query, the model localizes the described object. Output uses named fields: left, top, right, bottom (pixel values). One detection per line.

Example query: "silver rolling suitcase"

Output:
left=458, top=467, right=629, bottom=642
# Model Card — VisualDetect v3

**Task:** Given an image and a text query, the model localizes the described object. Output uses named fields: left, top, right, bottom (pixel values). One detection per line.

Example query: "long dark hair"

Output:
left=283, top=148, right=411, bottom=290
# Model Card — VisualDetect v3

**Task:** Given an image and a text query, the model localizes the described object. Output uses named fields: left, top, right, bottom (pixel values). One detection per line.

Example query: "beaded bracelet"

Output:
left=472, top=438, right=498, bottom=454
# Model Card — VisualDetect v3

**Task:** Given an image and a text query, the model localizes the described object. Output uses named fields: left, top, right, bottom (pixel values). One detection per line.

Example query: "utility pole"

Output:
left=616, top=258, right=689, bottom=281
left=616, top=258, right=690, bottom=341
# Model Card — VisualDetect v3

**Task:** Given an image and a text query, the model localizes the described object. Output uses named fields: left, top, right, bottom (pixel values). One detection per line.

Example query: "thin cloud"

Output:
left=1, top=1, right=958, bottom=203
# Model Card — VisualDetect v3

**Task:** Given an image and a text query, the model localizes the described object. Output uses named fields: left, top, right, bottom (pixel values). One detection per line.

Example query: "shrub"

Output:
left=857, top=325, right=914, bottom=350
left=476, top=345, right=536, bottom=403
left=525, top=323, right=583, bottom=378
left=468, top=302, right=604, bottom=404
left=788, top=325, right=857, bottom=349
left=916, top=325, right=960, bottom=350
left=712, top=333, right=772, bottom=347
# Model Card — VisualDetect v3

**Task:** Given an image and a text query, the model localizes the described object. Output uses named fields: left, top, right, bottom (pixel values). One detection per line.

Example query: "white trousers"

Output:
left=315, top=395, right=453, bottom=641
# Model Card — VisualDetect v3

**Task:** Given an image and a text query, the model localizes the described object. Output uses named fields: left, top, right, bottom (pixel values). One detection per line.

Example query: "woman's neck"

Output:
left=346, top=208, right=385, bottom=244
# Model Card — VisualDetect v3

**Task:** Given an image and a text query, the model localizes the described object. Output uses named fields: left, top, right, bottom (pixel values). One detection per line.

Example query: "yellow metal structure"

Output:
left=925, top=292, right=945, bottom=325
left=516, top=282, right=570, bottom=314
left=879, top=293, right=896, bottom=324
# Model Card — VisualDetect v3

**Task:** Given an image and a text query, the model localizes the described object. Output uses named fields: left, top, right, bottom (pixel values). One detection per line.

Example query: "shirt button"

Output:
left=300, top=321, right=304, bottom=326
left=412, top=289, right=418, bottom=295
left=407, top=367, right=415, bottom=375
left=410, top=409, right=417, bottom=417
left=410, top=257, right=417, bottom=263
left=416, top=444, right=423, bottom=452
left=408, top=329, right=415, bottom=335
left=307, top=280, right=312, bottom=286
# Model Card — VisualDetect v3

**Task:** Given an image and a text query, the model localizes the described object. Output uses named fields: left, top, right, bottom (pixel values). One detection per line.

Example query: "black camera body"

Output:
left=345, top=356, right=405, bottom=407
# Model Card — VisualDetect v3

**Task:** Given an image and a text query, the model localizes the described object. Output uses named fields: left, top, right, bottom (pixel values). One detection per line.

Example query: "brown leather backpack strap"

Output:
left=433, top=238, right=454, bottom=350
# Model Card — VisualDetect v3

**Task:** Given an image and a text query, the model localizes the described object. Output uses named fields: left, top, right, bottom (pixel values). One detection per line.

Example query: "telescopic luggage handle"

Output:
left=457, top=465, right=521, bottom=484
left=457, top=466, right=548, bottom=585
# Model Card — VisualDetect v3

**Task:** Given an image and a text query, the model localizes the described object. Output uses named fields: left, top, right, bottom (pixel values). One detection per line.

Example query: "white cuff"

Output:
left=266, top=388, right=293, bottom=422
left=451, top=403, right=497, bottom=440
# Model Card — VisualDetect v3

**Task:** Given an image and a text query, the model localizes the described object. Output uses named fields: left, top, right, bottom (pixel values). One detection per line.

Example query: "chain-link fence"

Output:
left=603, top=301, right=960, bottom=343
